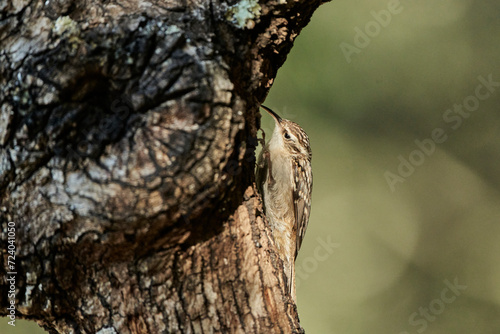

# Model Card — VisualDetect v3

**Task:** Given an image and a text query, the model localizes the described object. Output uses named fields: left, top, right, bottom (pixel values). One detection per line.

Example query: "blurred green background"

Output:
left=262, top=0, right=500, bottom=333
left=3, top=0, right=500, bottom=333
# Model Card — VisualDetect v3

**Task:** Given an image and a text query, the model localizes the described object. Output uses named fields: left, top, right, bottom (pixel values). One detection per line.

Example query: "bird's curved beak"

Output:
left=261, top=105, right=282, bottom=124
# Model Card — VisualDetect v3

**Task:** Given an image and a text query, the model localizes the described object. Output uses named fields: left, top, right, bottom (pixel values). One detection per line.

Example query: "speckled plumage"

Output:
left=256, top=106, right=312, bottom=303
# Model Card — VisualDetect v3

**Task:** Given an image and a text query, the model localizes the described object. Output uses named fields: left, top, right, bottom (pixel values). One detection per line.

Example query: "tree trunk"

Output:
left=0, top=0, right=327, bottom=332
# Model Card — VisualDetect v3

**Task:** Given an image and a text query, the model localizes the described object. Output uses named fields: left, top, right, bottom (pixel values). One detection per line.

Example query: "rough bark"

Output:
left=0, top=0, right=326, bottom=332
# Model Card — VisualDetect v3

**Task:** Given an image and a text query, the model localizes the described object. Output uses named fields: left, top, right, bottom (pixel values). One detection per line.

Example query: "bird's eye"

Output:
left=284, top=132, right=291, bottom=140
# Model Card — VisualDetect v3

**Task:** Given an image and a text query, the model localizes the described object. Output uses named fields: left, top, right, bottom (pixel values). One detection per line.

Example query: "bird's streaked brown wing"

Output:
left=292, top=157, right=312, bottom=260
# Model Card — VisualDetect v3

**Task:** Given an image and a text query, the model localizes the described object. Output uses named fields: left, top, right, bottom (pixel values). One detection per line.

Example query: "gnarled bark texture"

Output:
left=0, top=0, right=327, bottom=332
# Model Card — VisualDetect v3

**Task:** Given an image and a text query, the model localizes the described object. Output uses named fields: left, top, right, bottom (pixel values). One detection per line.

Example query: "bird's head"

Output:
left=261, top=105, right=311, bottom=161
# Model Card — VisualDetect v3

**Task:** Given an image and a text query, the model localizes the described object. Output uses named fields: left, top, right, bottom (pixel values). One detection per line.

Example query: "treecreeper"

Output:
left=256, top=105, right=313, bottom=303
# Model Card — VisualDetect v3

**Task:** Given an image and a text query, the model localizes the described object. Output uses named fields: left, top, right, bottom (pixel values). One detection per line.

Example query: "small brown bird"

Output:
left=256, top=105, right=313, bottom=302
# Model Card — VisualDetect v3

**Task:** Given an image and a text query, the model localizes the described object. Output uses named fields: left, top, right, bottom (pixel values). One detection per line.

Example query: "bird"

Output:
left=256, top=105, right=313, bottom=303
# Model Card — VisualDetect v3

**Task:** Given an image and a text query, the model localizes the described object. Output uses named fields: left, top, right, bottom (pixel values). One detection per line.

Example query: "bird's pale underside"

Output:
left=256, top=105, right=313, bottom=303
